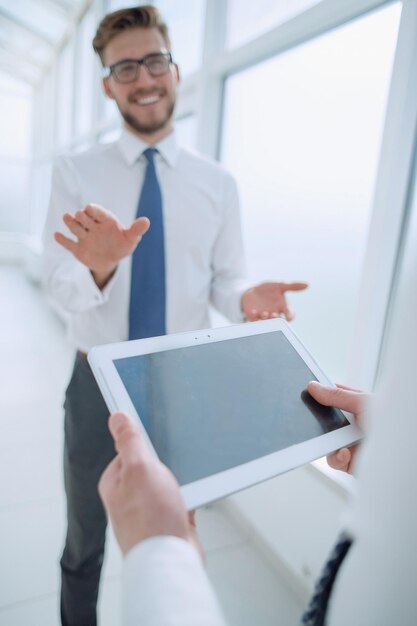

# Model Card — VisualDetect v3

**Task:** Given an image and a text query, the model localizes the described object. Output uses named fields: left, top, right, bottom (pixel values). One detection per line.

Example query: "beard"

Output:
left=118, top=90, right=176, bottom=136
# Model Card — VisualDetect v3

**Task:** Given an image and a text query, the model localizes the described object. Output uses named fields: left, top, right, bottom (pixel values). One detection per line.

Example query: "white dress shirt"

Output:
left=122, top=257, right=417, bottom=624
left=42, top=129, right=249, bottom=351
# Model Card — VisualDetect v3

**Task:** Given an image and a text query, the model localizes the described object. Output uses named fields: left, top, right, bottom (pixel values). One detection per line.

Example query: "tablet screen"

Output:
left=113, top=330, right=349, bottom=485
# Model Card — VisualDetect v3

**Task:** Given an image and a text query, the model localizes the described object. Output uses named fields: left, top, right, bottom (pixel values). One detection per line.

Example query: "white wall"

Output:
left=223, top=464, right=351, bottom=600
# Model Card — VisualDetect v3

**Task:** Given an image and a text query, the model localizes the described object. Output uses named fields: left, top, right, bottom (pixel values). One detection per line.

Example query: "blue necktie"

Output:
left=128, top=148, right=166, bottom=339
left=301, top=533, right=352, bottom=626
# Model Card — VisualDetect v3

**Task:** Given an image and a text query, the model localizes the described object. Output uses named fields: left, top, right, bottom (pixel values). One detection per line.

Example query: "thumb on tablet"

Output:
left=108, top=412, right=152, bottom=463
left=307, top=381, right=365, bottom=415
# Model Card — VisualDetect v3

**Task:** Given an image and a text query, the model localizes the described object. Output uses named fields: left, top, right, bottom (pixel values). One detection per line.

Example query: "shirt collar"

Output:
left=117, top=127, right=180, bottom=168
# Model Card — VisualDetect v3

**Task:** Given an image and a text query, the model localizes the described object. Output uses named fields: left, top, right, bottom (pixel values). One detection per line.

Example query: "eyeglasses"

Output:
left=103, top=52, right=173, bottom=84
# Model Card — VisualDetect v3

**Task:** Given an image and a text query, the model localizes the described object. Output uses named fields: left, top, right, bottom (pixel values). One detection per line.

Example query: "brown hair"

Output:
left=92, top=5, right=171, bottom=63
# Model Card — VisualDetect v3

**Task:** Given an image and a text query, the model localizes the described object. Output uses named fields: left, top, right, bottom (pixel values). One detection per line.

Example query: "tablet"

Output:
left=88, top=319, right=361, bottom=510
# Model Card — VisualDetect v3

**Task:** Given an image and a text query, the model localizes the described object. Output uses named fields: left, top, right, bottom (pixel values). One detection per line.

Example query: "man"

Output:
left=99, top=288, right=417, bottom=626
left=42, top=6, right=307, bottom=624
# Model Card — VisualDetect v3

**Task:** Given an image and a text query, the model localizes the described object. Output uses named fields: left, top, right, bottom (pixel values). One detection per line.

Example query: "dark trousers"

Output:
left=60, top=352, right=115, bottom=626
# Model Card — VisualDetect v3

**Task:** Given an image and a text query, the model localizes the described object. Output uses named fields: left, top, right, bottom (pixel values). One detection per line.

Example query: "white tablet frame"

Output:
left=88, top=319, right=362, bottom=510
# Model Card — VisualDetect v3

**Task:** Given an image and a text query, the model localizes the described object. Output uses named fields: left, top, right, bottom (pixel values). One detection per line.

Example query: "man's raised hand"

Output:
left=54, top=204, right=150, bottom=287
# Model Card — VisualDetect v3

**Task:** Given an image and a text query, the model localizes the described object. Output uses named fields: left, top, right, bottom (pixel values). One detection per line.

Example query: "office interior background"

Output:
left=0, top=0, right=416, bottom=623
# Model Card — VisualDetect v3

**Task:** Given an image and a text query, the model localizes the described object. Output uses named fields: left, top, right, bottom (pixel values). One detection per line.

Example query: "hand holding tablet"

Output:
left=89, top=319, right=362, bottom=510
left=308, top=381, right=366, bottom=474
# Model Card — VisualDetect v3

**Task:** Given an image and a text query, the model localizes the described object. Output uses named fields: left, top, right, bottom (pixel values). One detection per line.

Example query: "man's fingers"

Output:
left=54, top=232, right=78, bottom=253
left=63, top=214, right=88, bottom=239
left=127, top=217, right=151, bottom=243
left=307, top=381, right=364, bottom=414
left=327, top=447, right=351, bottom=471
left=281, top=282, right=309, bottom=292
left=108, top=412, right=152, bottom=465
left=245, top=308, right=259, bottom=321
left=336, top=383, right=364, bottom=393
left=283, top=306, right=294, bottom=321
left=75, top=210, right=94, bottom=230
left=84, top=203, right=110, bottom=223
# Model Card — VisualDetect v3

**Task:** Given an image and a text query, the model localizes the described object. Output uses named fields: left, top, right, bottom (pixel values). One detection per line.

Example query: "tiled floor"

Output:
left=0, top=264, right=303, bottom=625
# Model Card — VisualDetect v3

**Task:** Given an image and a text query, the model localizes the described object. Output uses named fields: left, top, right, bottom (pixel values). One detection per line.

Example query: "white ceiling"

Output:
left=0, top=0, right=88, bottom=85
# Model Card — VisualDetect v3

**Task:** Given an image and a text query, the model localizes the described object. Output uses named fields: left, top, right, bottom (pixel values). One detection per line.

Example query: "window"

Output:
left=221, top=4, right=401, bottom=381
left=0, top=72, right=32, bottom=233
left=31, top=161, right=53, bottom=240
left=55, top=40, right=75, bottom=150
left=377, top=134, right=417, bottom=383
left=0, top=74, right=31, bottom=159
left=226, top=0, right=321, bottom=49
left=154, top=0, right=206, bottom=76
left=73, top=7, right=96, bottom=139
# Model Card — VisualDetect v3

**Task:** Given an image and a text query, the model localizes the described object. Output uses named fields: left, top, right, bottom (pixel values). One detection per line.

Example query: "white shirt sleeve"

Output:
left=123, top=536, right=227, bottom=626
left=42, top=156, right=119, bottom=314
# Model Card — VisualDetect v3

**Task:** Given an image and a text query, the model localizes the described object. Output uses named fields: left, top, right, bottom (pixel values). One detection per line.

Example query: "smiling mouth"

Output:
left=133, top=94, right=161, bottom=106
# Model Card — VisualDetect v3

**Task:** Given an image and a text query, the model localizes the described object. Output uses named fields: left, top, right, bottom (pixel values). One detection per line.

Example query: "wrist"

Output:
left=91, top=265, right=117, bottom=289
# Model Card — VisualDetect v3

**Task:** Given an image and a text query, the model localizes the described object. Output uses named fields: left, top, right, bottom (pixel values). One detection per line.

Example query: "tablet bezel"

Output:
left=88, top=319, right=362, bottom=510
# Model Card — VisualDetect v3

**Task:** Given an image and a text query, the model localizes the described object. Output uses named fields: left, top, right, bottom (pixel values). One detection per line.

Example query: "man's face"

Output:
left=102, top=27, right=179, bottom=140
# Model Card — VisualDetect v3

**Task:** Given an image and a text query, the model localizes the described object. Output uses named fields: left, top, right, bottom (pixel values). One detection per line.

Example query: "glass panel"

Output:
left=227, top=0, right=321, bottom=49
left=0, top=48, right=42, bottom=84
left=221, top=4, right=401, bottom=381
left=31, top=160, right=53, bottom=239
left=105, top=0, right=206, bottom=76
left=154, top=0, right=205, bottom=76
left=106, top=0, right=142, bottom=9
left=0, top=0, right=67, bottom=44
left=380, top=141, right=417, bottom=376
left=0, top=72, right=31, bottom=97
left=0, top=74, right=31, bottom=158
left=0, top=159, right=31, bottom=233
left=0, top=16, right=52, bottom=66
left=73, top=7, right=96, bottom=138
left=55, top=39, right=75, bottom=150
left=0, top=71, right=32, bottom=233
left=34, top=72, right=55, bottom=160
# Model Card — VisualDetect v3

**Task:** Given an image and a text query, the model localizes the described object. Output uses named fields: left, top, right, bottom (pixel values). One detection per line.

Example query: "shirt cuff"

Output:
left=70, top=262, right=120, bottom=308
left=123, top=536, right=227, bottom=626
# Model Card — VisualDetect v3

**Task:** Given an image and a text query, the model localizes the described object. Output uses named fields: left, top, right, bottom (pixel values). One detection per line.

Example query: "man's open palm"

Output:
left=54, top=204, right=150, bottom=277
left=242, top=281, right=308, bottom=322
